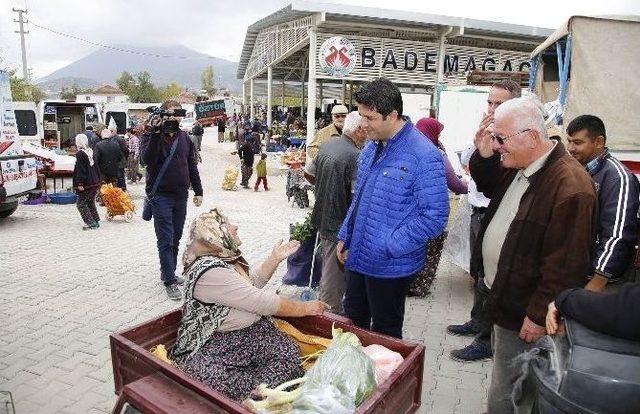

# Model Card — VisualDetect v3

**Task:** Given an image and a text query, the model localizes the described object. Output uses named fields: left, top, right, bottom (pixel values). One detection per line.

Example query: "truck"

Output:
left=0, top=101, right=38, bottom=219
left=529, top=15, right=640, bottom=173
left=194, top=98, right=234, bottom=127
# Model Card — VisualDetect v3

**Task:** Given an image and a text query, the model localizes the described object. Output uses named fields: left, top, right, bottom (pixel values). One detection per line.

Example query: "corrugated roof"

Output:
left=237, top=0, right=554, bottom=79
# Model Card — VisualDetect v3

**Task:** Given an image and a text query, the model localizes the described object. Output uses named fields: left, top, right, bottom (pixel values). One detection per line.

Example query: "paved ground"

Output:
left=0, top=129, right=490, bottom=413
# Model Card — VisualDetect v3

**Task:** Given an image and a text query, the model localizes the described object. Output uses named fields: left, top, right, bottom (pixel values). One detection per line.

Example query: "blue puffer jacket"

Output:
left=338, top=120, right=449, bottom=278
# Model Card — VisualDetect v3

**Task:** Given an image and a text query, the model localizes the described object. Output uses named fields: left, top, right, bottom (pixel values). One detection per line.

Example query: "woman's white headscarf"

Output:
left=75, top=133, right=94, bottom=166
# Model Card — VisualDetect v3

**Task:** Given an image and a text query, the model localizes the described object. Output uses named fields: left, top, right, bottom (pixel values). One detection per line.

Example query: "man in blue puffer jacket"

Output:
left=336, top=78, right=449, bottom=338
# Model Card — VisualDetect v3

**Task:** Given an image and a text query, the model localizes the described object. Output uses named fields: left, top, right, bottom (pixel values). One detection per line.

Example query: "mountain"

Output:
left=36, top=45, right=240, bottom=94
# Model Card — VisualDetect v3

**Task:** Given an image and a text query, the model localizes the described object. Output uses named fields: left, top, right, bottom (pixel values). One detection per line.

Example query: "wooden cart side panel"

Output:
left=111, top=331, right=253, bottom=414
left=112, top=310, right=425, bottom=414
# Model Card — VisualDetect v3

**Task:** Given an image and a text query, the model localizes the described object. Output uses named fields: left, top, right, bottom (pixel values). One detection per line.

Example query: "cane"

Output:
left=300, top=231, right=320, bottom=301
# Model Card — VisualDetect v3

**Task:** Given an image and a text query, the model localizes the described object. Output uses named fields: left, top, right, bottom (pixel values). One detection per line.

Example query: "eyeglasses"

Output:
left=333, top=114, right=347, bottom=118
left=491, top=129, right=531, bottom=145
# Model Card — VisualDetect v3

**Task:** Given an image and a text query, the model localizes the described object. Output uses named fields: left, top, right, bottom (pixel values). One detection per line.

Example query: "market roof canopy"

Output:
left=238, top=0, right=553, bottom=86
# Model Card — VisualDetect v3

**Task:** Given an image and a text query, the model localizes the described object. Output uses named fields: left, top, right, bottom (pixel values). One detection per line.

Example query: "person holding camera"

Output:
left=140, top=100, right=204, bottom=300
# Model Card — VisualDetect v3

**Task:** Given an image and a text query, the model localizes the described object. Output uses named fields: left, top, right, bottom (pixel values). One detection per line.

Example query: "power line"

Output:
left=28, top=19, right=240, bottom=61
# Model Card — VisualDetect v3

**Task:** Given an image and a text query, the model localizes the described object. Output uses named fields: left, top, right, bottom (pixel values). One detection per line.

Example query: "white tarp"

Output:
left=22, top=142, right=76, bottom=172
left=532, top=16, right=640, bottom=151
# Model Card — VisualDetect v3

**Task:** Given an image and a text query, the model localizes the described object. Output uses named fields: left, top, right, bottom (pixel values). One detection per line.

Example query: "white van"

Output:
left=38, top=100, right=102, bottom=149
left=103, top=102, right=160, bottom=134
left=0, top=101, right=38, bottom=218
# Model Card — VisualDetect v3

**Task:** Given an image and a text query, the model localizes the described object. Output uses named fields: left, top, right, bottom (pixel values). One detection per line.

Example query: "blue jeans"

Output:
left=152, top=193, right=188, bottom=285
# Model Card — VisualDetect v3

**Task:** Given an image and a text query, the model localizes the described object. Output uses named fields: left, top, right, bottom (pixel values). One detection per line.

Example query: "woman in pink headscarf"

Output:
left=415, top=118, right=468, bottom=194
left=408, top=118, right=468, bottom=297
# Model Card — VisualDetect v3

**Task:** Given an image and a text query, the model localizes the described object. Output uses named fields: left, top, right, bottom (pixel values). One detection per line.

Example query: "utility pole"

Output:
left=13, top=8, right=29, bottom=81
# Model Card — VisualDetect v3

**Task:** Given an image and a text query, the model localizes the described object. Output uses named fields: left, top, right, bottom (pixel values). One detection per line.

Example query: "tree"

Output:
left=133, top=71, right=161, bottom=103
left=116, top=71, right=161, bottom=103
left=9, top=71, right=45, bottom=103
left=159, top=81, right=183, bottom=101
left=59, top=84, right=92, bottom=101
left=116, top=71, right=135, bottom=95
left=201, top=65, right=216, bottom=97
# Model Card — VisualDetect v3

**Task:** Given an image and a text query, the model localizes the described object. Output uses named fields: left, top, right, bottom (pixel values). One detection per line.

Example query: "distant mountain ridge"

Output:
left=36, top=44, right=240, bottom=94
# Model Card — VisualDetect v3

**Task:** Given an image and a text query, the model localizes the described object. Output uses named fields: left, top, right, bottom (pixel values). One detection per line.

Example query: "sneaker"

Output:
left=91, top=221, right=100, bottom=229
left=446, top=320, right=479, bottom=336
left=450, top=339, right=492, bottom=362
left=174, top=276, right=185, bottom=285
left=165, top=284, right=182, bottom=301
left=82, top=225, right=92, bottom=231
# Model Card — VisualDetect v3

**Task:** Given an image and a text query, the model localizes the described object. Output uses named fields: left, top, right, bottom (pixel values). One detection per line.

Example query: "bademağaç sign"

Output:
left=315, top=33, right=531, bottom=85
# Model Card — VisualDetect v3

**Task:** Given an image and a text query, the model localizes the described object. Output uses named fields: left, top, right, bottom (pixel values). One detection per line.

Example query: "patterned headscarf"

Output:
left=182, top=208, right=243, bottom=269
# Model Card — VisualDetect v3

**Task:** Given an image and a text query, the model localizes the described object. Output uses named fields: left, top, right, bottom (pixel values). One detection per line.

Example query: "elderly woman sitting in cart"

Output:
left=170, top=208, right=328, bottom=401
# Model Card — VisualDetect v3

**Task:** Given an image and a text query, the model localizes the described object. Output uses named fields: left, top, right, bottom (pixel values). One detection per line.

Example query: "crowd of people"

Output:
left=69, top=77, right=640, bottom=412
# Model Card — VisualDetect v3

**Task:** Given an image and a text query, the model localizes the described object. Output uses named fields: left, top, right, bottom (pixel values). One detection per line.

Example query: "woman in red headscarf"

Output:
left=408, top=118, right=469, bottom=297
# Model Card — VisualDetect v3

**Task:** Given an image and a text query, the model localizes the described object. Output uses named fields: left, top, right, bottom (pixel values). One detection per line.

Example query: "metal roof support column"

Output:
left=437, top=26, right=454, bottom=84
left=242, top=82, right=246, bottom=112
left=341, top=80, right=346, bottom=103
left=281, top=80, right=285, bottom=109
left=250, top=78, right=255, bottom=121
left=306, top=25, right=317, bottom=141
left=349, top=81, right=354, bottom=109
left=301, top=78, right=305, bottom=118
left=267, top=66, right=273, bottom=127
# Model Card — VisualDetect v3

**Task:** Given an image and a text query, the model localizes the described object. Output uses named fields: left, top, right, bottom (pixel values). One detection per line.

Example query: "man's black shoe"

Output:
left=446, top=320, right=480, bottom=336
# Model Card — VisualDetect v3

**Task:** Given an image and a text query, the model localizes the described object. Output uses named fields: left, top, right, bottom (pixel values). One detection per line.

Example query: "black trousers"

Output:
left=344, top=269, right=413, bottom=339
left=470, top=277, right=492, bottom=346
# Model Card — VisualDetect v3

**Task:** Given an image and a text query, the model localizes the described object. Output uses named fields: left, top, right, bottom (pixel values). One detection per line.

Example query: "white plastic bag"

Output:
left=443, top=194, right=471, bottom=273
left=362, top=344, right=404, bottom=384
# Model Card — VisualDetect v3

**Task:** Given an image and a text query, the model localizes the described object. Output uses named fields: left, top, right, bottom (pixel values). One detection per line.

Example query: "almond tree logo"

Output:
left=318, top=36, right=356, bottom=78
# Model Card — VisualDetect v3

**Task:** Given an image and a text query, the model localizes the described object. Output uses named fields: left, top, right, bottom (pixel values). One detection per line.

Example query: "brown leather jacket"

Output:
left=470, top=142, right=597, bottom=330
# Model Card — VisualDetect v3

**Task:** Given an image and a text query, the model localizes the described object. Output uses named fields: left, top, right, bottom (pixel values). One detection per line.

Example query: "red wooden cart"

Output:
left=110, top=310, right=425, bottom=414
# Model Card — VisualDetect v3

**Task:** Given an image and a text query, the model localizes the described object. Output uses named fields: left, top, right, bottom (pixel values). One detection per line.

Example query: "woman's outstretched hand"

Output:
left=272, top=239, right=301, bottom=262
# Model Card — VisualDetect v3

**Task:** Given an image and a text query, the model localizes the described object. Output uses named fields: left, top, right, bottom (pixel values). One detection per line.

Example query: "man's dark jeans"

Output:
left=344, top=269, right=413, bottom=339
left=470, top=277, right=492, bottom=347
left=117, top=168, right=127, bottom=191
left=152, top=193, right=188, bottom=286
left=469, top=209, right=491, bottom=347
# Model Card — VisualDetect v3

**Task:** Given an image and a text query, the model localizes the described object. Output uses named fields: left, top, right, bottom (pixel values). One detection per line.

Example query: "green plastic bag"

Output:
left=291, top=328, right=376, bottom=413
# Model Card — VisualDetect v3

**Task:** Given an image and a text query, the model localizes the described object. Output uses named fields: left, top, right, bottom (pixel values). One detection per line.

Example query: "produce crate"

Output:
left=110, top=310, right=425, bottom=414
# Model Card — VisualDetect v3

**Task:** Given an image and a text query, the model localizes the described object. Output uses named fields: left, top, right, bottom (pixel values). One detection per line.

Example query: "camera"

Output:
left=146, top=106, right=187, bottom=134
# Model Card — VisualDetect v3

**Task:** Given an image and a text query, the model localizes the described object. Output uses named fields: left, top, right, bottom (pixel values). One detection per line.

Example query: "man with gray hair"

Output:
left=469, top=96, right=597, bottom=412
left=304, top=111, right=366, bottom=313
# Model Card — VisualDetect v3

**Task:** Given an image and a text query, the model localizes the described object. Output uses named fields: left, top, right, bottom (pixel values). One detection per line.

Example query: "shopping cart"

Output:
left=100, top=184, right=135, bottom=222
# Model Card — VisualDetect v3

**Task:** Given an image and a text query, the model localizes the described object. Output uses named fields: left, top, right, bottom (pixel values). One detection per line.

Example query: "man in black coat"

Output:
left=94, top=129, right=125, bottom=186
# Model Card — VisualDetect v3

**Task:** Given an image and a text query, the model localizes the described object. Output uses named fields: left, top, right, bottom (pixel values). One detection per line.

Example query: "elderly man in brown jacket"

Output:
left=469, top=96, right=597, bottom=413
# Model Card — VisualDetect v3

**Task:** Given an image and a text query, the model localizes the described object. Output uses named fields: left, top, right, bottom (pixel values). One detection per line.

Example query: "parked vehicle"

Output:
left=0, top=101, right=37, bottom=219
left=529, top=15, right=640, bottom=172
left=38, top=100, right=103, bottom=149
left=194, top=98, right=234, bottom=127
left=179, top=117, right=196, bottom=132
left=102, top=102, right=161, bottom=132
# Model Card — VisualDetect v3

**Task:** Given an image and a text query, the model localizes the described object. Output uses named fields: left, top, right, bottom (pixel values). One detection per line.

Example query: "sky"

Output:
left=1, top=0, right=638, bottom=80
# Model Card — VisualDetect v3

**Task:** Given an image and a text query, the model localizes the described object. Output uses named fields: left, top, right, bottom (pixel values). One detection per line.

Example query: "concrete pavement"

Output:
left=0, top=129, right=490, bottom=413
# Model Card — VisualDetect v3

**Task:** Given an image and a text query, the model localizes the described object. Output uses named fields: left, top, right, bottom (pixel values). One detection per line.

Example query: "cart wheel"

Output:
left=124, top=211, right=134, bottom=222
left=106, top=213, right=113, bottom=221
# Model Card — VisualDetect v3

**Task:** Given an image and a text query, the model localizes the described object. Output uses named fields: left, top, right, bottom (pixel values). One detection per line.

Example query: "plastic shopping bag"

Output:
left=443, top=194, right=471, bottom=273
